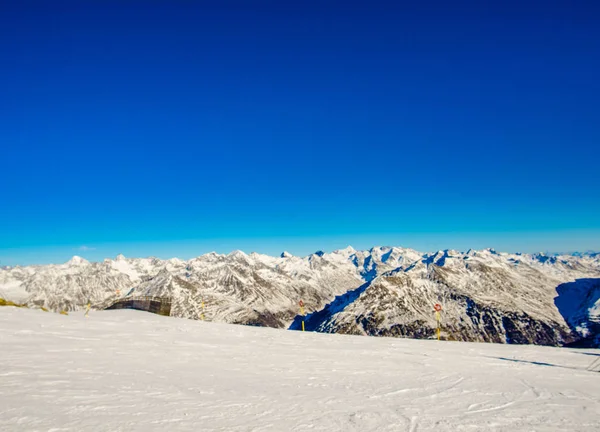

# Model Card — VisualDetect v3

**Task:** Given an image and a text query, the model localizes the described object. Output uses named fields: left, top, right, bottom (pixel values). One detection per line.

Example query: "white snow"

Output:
left=0, top=280, right=29, bottom=303
left=1, top=307, right=599, bottom=431
left=65, top=255, right=89, bottom=266
left=108, top=258, right=142, bottom=283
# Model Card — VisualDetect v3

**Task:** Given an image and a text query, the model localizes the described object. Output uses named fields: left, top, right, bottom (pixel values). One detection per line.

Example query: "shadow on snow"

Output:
left=554, top=278, right=600, bottom=348
left=289, top=281, right=372, bottom=332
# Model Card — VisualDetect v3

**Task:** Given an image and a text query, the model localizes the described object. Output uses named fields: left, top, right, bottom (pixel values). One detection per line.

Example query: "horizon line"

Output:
left=3, top=245, right=598, bottom=268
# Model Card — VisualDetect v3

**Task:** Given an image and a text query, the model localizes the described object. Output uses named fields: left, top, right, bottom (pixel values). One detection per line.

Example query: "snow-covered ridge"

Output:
left=1, top=246, right=599, bottom=346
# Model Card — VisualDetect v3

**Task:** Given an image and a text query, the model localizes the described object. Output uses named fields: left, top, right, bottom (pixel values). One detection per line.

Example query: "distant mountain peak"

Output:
left=66, top=256, right=89, bottom=266
left=228, top=250, right=251, bottom=263
left=335, top=246, right=356, bottom=255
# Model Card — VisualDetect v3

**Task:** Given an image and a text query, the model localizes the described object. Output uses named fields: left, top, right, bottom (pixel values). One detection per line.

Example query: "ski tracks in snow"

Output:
left=1, top=308, right=599, bottom=431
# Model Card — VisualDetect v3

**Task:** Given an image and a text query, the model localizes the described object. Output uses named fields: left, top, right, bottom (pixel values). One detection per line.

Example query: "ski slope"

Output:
left=1, top=308, right=599, bottom=431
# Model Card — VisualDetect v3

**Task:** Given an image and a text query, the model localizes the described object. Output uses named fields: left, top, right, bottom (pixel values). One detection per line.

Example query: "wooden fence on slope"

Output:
left=104, top=296, right=172, bottom=317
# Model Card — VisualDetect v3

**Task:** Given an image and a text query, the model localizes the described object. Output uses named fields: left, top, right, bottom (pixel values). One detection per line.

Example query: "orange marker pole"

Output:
left=200, top=300, right=205, bottom=321
left=299, top=300, right=305, bottom=331
left=433, top=304, right=442, bottom=341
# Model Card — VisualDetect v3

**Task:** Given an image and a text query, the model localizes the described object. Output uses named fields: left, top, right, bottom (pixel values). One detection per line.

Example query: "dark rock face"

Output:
left=242, top=310, right=287, bottom=328
left=500, top=313, right=572, bottom=345
left=374, top=320, right=434, bottom=339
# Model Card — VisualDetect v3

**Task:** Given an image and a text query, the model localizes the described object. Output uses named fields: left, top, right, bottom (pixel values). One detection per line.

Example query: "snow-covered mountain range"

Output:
left=1, top=247, right=599, bottom=346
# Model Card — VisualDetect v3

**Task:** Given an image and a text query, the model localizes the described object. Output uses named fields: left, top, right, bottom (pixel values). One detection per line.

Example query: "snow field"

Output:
left=0, top=307, right=599, bottom=431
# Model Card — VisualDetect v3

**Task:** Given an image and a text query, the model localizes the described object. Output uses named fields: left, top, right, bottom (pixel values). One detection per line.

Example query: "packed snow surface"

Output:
left=1, top=308, right=599, bottom=432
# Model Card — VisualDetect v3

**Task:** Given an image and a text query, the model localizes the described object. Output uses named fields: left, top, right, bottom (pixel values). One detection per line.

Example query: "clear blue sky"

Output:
left=1, top=1, right=599, bottom=265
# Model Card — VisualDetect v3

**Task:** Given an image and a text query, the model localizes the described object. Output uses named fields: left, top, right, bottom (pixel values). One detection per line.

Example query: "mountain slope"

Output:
left=296, top=249, right=600, bottom=346
left=1, top=247, right=599, bottom=346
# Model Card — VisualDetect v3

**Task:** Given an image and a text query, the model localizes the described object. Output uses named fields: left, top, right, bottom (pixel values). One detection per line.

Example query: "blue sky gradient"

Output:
left=1, top=1, right=599, bottom=265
